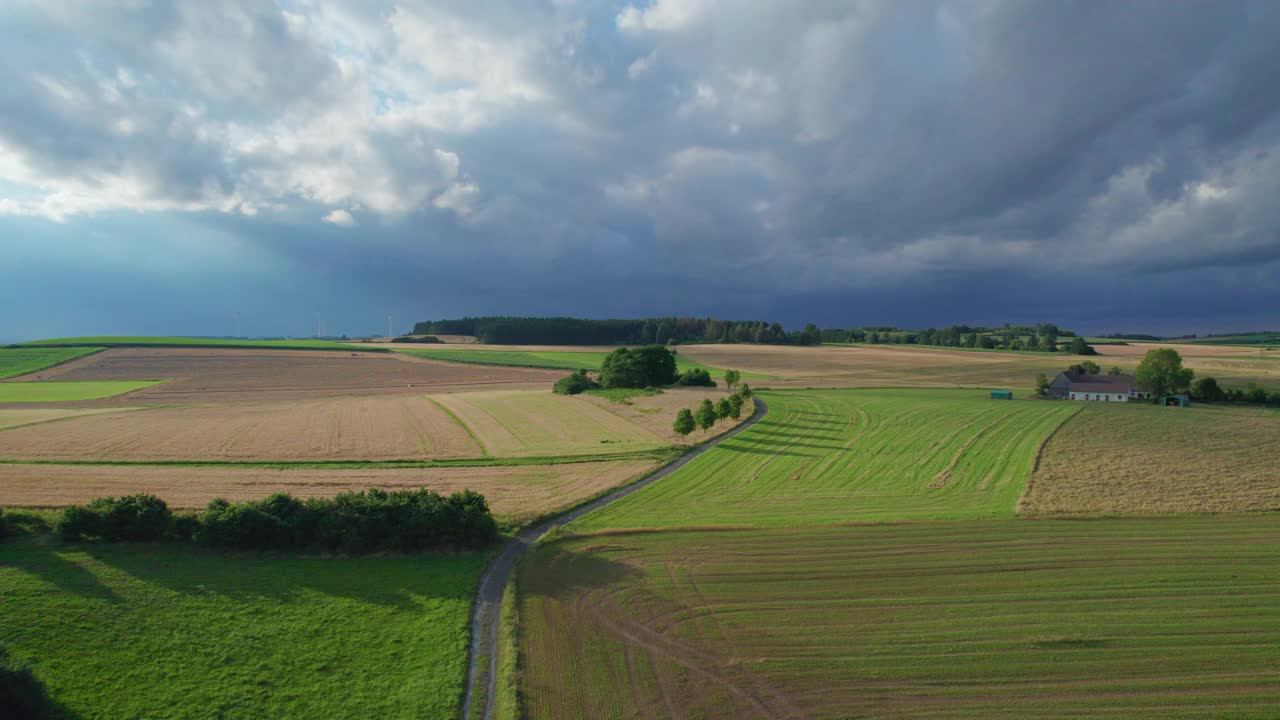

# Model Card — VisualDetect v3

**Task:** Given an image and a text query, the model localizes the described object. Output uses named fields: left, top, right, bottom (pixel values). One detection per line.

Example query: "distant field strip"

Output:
left=430, top=390, right=668, bottom=458
left=0, top=458, right=660, bottom=524
left=520, top=518, right=1280, bottom=720
left=574, top=389, right=1079, bottom=529
left=1022, top=402, right=1280, bottom=515
left=0, top=380, right=164, bottom=402
left=0, top=347, right=102, bottom=379
left=0, top=543, right=484, bottom=720
left=393, top=348, right=768, bottom=379
left=17, top=335, right=377, bottom=351
left=0, top=407, right=139, bottom=430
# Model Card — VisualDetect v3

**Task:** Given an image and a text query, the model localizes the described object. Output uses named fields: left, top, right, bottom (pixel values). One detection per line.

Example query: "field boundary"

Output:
left=460, top=396, right=768, bottom=720
left=0, top=346, right=106, bottom=381
left=427, top=396, right=492, bottom=457
left=1016, top=403, right=1084, bottom=513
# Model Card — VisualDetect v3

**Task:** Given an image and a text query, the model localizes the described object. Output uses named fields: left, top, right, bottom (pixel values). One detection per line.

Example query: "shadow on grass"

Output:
left=0, top=541, right=123, bottom=604
left=713, top=441, right=814, bottom=458
left=77, top=543, right=479, bottom=611
left=519, top=545, right=640, bottom=600
left=732, top=434, right=845, bottom=450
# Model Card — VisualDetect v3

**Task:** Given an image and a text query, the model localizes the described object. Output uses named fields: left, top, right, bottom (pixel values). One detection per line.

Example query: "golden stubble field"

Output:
left=1021, top=402, right=1280, bottom=515
left=0, top=459, right=660, bottom=523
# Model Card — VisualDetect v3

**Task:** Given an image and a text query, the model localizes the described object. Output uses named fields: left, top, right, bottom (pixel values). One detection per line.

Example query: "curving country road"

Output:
left=461, top=396, right=767, bottom=720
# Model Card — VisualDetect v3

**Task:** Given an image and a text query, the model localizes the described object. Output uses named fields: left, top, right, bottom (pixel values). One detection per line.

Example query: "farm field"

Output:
left=675, top=342, right=1280, bottom=390
left=0, top=347, right=102, bottom=379
left=0, top=380, right=164, bottom=403
left=573, top=389, right=1079, bottom=530
left=389, top=347, right=768, bottom=379
left=0, top=406, right=138, bottom=430
left=1022, top=402, right=1280, bottom=515
left=16, top=335, right=372, bottom=351
left=9, top=347, right=563, bottom=404
left=0, top=540, right=485, bottom=720
left=0, top=395, right=484, bottom=461
left=519, top=518, right=1280, bottom=720
left=429, top=390, right=672, bottom=458
left=0, top=458, right=661, bottom=525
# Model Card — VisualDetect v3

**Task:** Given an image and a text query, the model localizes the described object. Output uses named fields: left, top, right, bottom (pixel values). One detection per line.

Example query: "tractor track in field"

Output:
left=461, top=396, right=767, bottom=720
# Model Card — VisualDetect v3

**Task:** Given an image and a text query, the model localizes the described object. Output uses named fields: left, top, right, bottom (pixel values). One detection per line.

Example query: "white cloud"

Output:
left=322, top=209, right=356, bottom=227
left=627, top=51, right=657, bottom=78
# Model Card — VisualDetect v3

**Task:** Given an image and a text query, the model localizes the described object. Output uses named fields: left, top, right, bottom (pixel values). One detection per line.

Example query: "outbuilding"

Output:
left=1159, top=394, right=1191, bottom=407
left=990, top=390, right=1013, bottom=400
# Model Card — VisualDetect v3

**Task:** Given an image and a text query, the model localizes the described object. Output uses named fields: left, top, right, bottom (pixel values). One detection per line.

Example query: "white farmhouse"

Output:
left=1047, top=372, right=1151, bottom=402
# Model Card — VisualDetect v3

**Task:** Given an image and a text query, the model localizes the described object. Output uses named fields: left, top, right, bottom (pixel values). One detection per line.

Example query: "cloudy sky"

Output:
left=2, top=0, right=1279, bottom=341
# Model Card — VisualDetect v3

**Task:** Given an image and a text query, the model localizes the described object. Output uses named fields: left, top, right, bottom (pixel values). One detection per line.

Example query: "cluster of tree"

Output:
left=673, top=385, right=752, bottom=438
left=390, top=335, right=443, bottom=344
left=1190, top=378, right=1280, bottom=405
left=412, top=316, right=818, bottom=346
left=1134, top=348, right=1195, bottom=398
left=54, top=489, right=498, bottom=553
left=1, top=645, right=57, bottom=720
left=820, top=323, right=1092, bottom=354
left=553, top=369, right=599, bottom=395
left=1103, top=333, right=1163, bottom=341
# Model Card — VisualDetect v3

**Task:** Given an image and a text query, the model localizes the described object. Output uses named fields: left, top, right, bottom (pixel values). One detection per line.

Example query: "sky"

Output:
left=2, top=0, right=1279, bottom=342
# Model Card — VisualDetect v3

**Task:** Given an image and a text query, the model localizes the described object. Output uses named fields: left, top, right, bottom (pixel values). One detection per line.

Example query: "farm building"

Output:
left=1048, top=372, right=1152, bottom=402
left=1159, top=394, right=1191, bottom=407
left=991, top=390, right=1013, bottom=400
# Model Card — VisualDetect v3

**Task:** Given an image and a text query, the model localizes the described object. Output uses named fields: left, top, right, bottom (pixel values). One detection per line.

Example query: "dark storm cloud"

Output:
left=1, top=0, right=1279, bottom=338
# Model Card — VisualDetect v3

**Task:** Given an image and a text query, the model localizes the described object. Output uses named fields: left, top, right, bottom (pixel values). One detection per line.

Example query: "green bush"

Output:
left=716, top=397, right=733, bottom=418
left=0, top=646, right=55, bottom=720
left=553, top=369, right=599, bottom=395
left=675, top=368, right=716, bottom=387
left=56, top=494, right=173, bottom=542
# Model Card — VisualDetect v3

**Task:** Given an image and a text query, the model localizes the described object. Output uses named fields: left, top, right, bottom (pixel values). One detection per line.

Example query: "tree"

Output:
left=723, top=369, right=741, bottom=389
left=1035, top=373, right=1050, bottom=397
left=1068, top=337, right=1097, bottom=355
left=1191, top=377, right=1225, bottom=402
left=716, top=397, right=733, bottom=419
left=1135, top=348, right=1194, bottom=399
left=553, top=369, right=598, bottom=395
left=695, top=399, right=717, bottom=431
left=738, top=384, right=752, bottom=399
left=726, top=393, right=743, bottom=418
left=600, top=346, right=678, bottom=388
left=672, top=408, right=695, bottom=438
left=1245, top=385, right=1268, bottom=404
left=1107, top=366, right=1125, bottom=375
left=675, top=368, right=716, bottom=386
left=1067, top=361, right=1102, bottom=376
left=1043, top=330, right=1059, bottom=352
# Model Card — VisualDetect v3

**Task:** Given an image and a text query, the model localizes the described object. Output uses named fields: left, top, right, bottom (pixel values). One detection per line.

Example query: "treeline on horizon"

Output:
left=413, top=316, right=1087, bottom=351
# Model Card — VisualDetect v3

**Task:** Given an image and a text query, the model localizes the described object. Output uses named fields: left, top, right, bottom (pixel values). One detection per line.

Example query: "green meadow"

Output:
left=0, top=347, right=102, bottom=380
left=572, top=388, right=1079, bottom=530
left=0, top=541, right=486, bottom=720
left=0, top=381, right=165, bottom=402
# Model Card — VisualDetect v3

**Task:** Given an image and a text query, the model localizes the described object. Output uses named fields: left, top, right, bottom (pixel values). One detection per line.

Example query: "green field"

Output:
left=394, top=348, right=767, bottom=379
left=572, top=388, right=1079, bottom=530
left=0, top=347, right=102, bottom=379
left=0, top=540, right=486, bottom=719
left=0, top=381, right=165, bottom=402
left=520, top=518, right=1280, bottom=719
left=16, top=336, right=377, bottom=351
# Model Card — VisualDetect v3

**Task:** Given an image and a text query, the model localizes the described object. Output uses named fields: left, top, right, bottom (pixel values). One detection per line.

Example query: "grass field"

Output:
left=16, top=336, right=376, bottom=351
left=572, top=389, right=1079, bottom=530
left=0, top=347, right=103, bottom=379
left=1, top=540, right=485, bottom=720
left=429, top=390, right=669, bottom=458
left=391, top=348, right=767, bottom=379
left=520, top=518, right=1280, bottom=719
left=1022, top=402, right=1280, bottom=515
left=0, top=380, right=164, bottom=402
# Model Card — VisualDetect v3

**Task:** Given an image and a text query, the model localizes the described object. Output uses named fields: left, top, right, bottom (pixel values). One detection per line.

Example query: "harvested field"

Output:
left=0, top=395, right=482, bottom=461
left=580, top=388, right=751, bottom=445
left=10, top=347, right=562, bottom=404
left=0, top=406, right=138, bottom=430
left=574, top=389, right=1078, bottom=530
left=1021, top=402, right=1280, bottom=515
left=0, top=458, right=659, bottom=523
left=677, top=343, right=1280, bottom=389
left=520, top=518, right=1280, bottom=720
left=1091, top=341, right=1275, bottom=358
left=429, top=390, right=670, bottom=458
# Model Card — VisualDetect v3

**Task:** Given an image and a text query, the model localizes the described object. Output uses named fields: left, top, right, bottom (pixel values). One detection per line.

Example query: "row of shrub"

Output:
left=673, top=385, right=752, bottom=437
left=53, top=488, right=498, bottom=553
left=1190, top=377, right=1280, bottom=405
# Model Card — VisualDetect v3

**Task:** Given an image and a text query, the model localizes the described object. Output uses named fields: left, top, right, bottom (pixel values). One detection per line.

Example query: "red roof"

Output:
left=1070, top=383, right=1132, bottom=393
